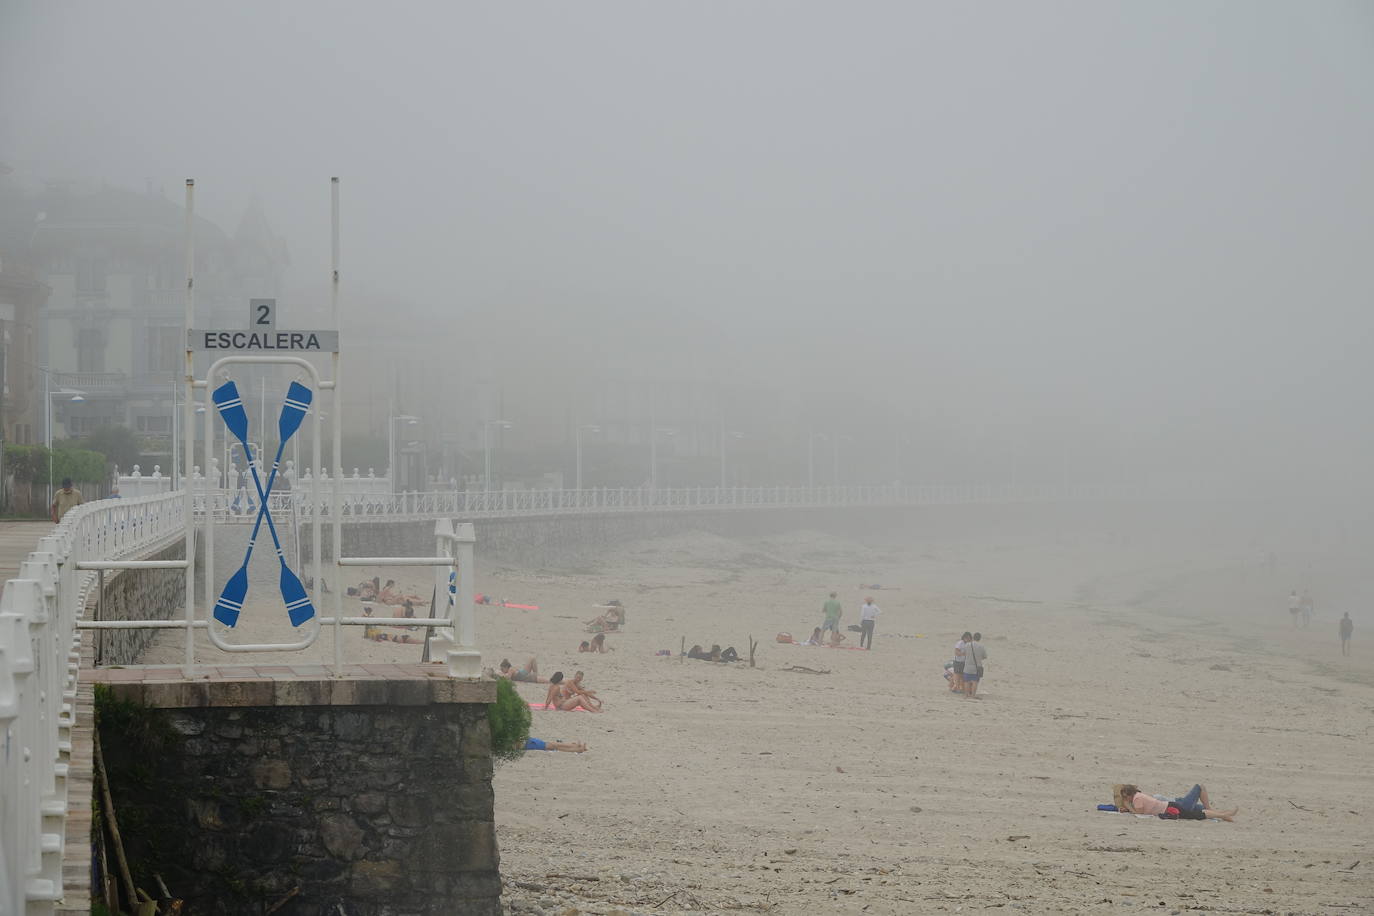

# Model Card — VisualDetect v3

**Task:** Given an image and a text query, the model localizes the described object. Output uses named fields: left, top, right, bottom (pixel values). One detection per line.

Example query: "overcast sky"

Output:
left=2, top=1, right=1372, bottom=491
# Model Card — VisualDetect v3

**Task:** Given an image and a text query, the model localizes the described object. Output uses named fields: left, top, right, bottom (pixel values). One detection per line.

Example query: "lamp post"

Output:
left=807, top=431, right=828, bottom=490
left=484, top=419, right=512, bottom=492
left=575, top=424, right=600, bottom=491
left=720, top=427, right=743, bottom=488
left=387, top=408, right=419, bottom=493
left=42, top=367, right=86, bottom=509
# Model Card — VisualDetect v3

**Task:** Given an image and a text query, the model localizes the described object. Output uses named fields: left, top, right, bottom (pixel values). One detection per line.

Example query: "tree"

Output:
left=76, top=425, right=142, bottom=474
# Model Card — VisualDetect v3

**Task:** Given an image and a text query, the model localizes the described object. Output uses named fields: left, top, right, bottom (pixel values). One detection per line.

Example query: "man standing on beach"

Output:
left=963, top=633, right=987, bottom=698
left=821, top=592, right=843, bottom=646
left=1288, top=591, right=1302, bottom=628
left=1339, top=613, right=1354, bottom=656
left=859, top=596, right=880, bottom=649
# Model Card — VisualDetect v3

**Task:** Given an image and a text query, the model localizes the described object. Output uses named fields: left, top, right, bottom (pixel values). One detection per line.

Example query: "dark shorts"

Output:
left=821, top=619, right=840, bottom=632
left=963, top=671, right=981, bottom=682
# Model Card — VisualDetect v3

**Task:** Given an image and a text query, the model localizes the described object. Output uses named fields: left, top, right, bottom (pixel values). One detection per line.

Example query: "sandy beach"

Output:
left=141, top=502, right=1374, bottom=914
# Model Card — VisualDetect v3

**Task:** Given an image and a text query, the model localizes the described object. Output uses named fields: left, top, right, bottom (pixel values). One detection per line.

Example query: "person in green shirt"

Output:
left=820, top=592, right=843, bottom=646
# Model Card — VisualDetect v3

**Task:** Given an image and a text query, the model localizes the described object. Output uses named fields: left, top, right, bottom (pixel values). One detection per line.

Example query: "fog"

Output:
left=3, top=1, right=1372, bottom=498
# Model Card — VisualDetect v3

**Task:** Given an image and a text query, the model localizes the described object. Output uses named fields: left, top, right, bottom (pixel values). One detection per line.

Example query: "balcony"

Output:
left=51, top=371, right=127, bottom=395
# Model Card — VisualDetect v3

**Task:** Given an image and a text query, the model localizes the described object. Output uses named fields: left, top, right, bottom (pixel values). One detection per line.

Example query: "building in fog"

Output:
left=1, top=174, right=287, bottom=463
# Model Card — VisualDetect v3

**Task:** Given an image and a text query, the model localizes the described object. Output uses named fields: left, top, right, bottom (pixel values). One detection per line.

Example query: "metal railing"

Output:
left=284, top=481, right=1140, bottom=521
left=0, top=491, right=185, bottom=915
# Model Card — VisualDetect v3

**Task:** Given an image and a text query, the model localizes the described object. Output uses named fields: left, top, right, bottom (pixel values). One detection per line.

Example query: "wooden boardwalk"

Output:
left=0, top=519, right=54, bottom=594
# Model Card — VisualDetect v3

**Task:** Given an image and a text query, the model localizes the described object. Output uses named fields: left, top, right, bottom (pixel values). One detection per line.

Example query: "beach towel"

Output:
left=528, top=702, right=589, bottom=712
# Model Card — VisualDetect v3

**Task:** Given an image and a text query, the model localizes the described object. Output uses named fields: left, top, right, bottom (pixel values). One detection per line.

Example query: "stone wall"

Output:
left=95, top=675, right=500, bottom=916
left=91, top=539, right=187, bottom=665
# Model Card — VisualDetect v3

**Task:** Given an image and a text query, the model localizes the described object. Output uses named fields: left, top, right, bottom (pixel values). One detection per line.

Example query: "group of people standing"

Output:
left=947, top=632, right=987, bottom=698
left=819, top=592, right=882, bottom=649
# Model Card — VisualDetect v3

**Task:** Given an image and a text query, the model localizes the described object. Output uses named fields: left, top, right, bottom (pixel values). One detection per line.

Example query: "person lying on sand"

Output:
left=543, top=672, right=601, bottom=711
left=524, top=738, right=588, bottom=753
left=498, top=658, right=545, bottom=683
left=348, top=577, right=381, bottom=600
left=687, top=644, right=740, bottom=662
left=1114, top=783, right=1238, bottom=821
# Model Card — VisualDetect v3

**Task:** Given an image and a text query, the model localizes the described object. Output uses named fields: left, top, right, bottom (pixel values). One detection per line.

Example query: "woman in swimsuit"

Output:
left=543, top=672, right=601, bottom=712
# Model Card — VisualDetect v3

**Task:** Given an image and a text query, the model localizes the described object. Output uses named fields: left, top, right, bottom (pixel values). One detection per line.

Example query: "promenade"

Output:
left=0, top=520, right=53, bottom=594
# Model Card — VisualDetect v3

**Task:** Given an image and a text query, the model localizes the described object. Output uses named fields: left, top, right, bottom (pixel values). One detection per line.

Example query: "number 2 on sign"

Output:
left=249, top=298, right=276, bottom=330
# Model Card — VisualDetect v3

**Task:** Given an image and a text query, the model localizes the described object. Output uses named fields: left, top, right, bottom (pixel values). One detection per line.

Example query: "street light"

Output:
left=575, top=424, right=601, bottom=491
left=387, top=410, right=419, bottom=493
left=42, top=366, right=86, bottom=509
left=484, top=419, right=513, bottom=492
left=720, top=428, right=744, bottom=488
left=807, top=431, right=828, bottom=490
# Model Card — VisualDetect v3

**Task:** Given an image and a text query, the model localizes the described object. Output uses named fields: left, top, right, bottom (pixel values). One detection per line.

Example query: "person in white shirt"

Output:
left=858, top=597, right=881, bottom=649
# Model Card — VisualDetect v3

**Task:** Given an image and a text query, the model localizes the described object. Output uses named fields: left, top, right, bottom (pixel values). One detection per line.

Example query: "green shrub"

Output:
left=3, top=443, right=106, bottom=486
left=487, top=676, right=531, bottom=761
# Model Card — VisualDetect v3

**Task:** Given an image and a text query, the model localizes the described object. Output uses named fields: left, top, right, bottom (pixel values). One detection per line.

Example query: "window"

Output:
left=136, top=415, right=170, bottom=433
left=75, top=258, right=107, bottom=293
left=76, top=327, right=105, bottom=373
left=67, top=416, right=109, bottom=436
left=145, top=326, right=181, bottom=372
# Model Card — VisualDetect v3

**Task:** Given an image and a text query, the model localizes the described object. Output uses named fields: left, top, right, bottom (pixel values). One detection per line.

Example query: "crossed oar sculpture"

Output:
left=211, top=380, right=315, bottom=627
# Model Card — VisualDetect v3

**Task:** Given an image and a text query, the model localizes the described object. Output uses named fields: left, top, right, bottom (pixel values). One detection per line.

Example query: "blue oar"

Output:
left=211, top=381, right=315, bottom=626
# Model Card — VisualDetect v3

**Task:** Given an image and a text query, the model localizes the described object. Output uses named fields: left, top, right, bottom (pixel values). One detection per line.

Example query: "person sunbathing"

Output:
left=565, top=671, right=602, bottom=710
left=379, top=579, right=425, bottom=606
left=524, top=738, right=588, bottom=753
left=1113, top=783, right=1238, bottom=821
left=586, top=603, right=625, bottom=632
left=348, top=577, right=381, bottom=600
left=498, top=658, right=546, bottom=683
left=584, top=632, right=612, bottom=653
left=543, top=672, right=601, bottom=711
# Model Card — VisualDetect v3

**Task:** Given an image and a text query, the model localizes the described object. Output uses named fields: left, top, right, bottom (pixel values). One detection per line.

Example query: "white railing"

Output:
left=285, top=481, right=1142, bottom=521
left=0, top=491, right=185, bottom=915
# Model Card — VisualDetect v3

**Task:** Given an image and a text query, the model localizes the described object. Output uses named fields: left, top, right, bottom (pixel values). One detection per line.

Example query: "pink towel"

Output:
left=528, top=702, right=588, bottom=712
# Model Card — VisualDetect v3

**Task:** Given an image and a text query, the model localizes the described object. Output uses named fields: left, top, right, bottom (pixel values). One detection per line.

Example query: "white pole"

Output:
left=171, top=376, right=178, bottom=488
left=649, top=412, right=657, bottom=493
left=388, top=400, right=396, bottom=493
left=483, top=422, right=491, bottom=492
left=719, top=422, right=727, bottom=489
left=44, top=368, right=51, bottom=511
left=182, top=178, right=196, bottom=675
left=329, top=177, right=342, bottom=675
left=807, top=430, right=815, bottom=491
left=576, top=425, right=583, bottom=492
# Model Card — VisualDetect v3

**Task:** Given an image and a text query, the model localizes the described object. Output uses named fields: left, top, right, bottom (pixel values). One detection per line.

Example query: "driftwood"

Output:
left=748, top=634, right=758, bottom=667
left=94, top=730, right=138, bottom=910
left=782, top=665, right=831, bottom=675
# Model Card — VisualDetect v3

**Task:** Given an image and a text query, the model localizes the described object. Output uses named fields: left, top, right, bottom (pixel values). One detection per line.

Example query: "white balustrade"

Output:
left=0, top=491, right=185, bottom=914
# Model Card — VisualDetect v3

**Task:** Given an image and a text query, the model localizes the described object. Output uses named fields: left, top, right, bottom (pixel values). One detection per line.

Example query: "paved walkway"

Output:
left=0, top=519, right=54, bottom=594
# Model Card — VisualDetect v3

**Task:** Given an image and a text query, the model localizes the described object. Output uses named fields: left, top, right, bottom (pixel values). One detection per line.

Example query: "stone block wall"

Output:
left=92, top=540, right=187, bottom=665
left=95, top=676, right=500, bottom=916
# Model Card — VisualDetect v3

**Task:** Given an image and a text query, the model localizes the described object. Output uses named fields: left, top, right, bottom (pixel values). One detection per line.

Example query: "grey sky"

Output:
left=3, top=1, right=1372, bottom=490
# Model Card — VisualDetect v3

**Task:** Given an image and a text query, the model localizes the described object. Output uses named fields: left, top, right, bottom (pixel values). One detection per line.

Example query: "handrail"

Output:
left=0, top=490, right=185, bottom=914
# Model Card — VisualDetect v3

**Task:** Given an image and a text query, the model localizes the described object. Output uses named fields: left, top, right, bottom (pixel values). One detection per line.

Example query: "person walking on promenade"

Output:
left=1339, top=613, right=1354, bottom=656
left=820, top=592, right=843, bottom=647
left=859, top=596, right=881, bottom=649
left=51, top=477, right=83, bottom=522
